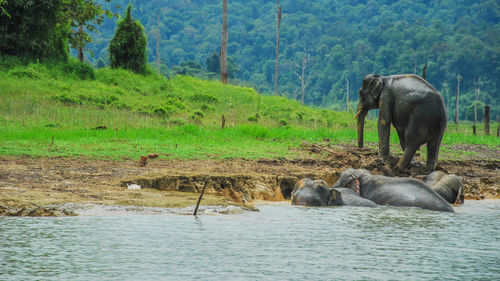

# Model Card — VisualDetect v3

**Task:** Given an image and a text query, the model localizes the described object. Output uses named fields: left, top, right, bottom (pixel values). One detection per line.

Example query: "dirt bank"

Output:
left=0, top=143, right=498, bottom=216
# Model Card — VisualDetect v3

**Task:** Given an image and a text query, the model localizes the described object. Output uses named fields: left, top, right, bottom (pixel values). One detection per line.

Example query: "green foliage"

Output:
left=248, top=114, right=259, bottom=122
left=206, top=52, right=219, bottom=73
left=193, top=110, right=204, bottom=118
left=89, top=0, right=499, bottom=120
left=0, top=0, right=68, bottom=61
left=8, top=66, right=43, bottom=80
left=0, top=62, right=498, bottom=160
left=62, top=0, right=115, bottom=61
left=109, top=5, right=148, bottom=74
left=62, top=59, right=96, bottom=80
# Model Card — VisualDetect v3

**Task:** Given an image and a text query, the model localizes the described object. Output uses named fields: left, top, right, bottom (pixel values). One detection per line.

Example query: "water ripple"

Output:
left=1, top=200, right=499, bottom=280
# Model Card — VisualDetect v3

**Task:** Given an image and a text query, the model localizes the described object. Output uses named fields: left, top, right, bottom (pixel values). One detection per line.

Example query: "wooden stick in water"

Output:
left=193, top=181, right=208, bottom=216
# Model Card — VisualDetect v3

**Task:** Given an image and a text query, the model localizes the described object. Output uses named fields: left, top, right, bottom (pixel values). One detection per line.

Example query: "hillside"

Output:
left=0, top=58, right=371, bottom=159
left=88, top=0, right=499, bottom=119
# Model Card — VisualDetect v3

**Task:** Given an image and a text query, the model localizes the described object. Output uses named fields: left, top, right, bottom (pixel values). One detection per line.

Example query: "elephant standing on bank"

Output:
left=355, top=74, right=447, bottom=174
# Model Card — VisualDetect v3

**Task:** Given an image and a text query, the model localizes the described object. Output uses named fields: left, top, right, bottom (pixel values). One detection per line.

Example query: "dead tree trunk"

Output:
left=345, top=78, right=350, bottom=112
left=497, top=116, right=499, bottom=138
left=455, top=74, right=461, bottom=131
left=485, top=105, right=490, bottom=135
left=473, top=80, right=480, bottom=135
left=220, top=0, right=229, bottom=84
left=293, top=54, right=310, bottom=105
left=274, top=1, right=282, bottom=96
left=156, top=13, right=160, bottom=75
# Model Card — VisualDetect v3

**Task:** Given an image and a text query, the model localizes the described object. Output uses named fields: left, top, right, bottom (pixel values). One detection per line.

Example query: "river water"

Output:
left=1, top=200, right=499, bottom=281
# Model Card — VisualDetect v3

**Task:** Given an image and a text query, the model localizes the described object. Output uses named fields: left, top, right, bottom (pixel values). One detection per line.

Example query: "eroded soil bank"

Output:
left=0, top=143, right=498, bottom=216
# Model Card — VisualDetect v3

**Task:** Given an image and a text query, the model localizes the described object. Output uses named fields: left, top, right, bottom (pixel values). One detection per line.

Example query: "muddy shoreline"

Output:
left=1, top=144, right=498, bottom=216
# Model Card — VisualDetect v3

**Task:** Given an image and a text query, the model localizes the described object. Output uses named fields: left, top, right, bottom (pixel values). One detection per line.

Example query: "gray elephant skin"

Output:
left=291, top=178, right=377, bottom=208
left=334, top=169, right=454, bottom=212
left=355, top=74, right=447, bottom=174
left=425, top=171, right=464, bottom=204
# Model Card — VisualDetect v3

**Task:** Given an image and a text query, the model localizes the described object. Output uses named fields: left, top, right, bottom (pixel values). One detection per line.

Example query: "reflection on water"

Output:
left=1, top=201, right=499, bottom=281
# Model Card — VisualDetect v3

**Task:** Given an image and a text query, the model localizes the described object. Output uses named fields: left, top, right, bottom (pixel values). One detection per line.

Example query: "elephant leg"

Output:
left=396, top=128, right=406, bottom=151
left=394, top=121, right=426, bottom=175
left=426, top=133, right=443, bottom=172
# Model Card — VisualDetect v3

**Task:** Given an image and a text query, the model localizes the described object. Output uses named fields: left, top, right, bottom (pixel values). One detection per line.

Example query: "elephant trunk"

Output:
left=355, top=104, right=368, bottom=148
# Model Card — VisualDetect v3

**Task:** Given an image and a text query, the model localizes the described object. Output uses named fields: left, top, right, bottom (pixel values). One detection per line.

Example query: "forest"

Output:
left=2, top=0, right=499, bottom=121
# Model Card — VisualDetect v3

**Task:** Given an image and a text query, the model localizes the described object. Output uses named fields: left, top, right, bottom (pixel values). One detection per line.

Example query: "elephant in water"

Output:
left=424, top=171, right=464, bottom=204
left=333, top=169, right=454, bottom=212
left=355, top=74, right=447, bottom=175
left=291, top=178, right=377, bottom=208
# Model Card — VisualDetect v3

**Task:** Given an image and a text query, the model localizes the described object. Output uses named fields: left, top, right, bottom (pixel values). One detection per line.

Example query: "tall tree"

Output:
left=0, top=0, right=68, bottom=61
left=274, top=0, right=282, bottom=95
left=109, top=5, right=148, bottom=74
left=293, top=54, right=311, bottom=105
left=455, top=73, right=462, bottom=129
left=473, top=79, right=482, bottom=135
left=63, top=0, right=115, bottom=62
left=156, top=13, right=160, bottom=75
left=220, top=0, right=228, bottom=84
left=345, top=78, right=351, bottom=112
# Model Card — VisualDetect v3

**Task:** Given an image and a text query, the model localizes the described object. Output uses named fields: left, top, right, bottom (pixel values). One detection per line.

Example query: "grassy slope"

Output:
left=0, top=62, right=498, bottom=160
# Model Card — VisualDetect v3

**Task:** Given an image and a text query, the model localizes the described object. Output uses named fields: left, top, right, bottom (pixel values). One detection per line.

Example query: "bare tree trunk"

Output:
left=485, top=105, right=490, bottom=135
left=442, top=82, right=450, bottom=122
left=77, top=24, right=84, bottom=62
left=345, top=78, right=350, bottom=112
left=497, top=116, right=499, bottom=138
left=455, top=74, right=461, bottom=131
left=293, top=54, right=310, bottom=105
left=220, top=0, right=229, bottom=84
left=157, top=13, right=160, bottom=75
left=473, top=80, right=480, bottom=135
left=274, top=1, right=282, bottom=96
left=301, top=62, right=305, bottom=105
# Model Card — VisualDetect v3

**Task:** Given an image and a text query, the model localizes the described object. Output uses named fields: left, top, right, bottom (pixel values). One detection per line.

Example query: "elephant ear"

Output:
left=364, top=74, right=384, bottom=100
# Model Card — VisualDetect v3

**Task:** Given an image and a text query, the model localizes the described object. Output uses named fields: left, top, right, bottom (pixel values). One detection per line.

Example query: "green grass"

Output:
left=0, top=58, right=498, bottom=160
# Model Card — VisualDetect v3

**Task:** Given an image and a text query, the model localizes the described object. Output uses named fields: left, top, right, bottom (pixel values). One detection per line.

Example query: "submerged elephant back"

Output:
left=360, top=175, right=454, bottom=212
left=334, top=188, right=378, bottom=207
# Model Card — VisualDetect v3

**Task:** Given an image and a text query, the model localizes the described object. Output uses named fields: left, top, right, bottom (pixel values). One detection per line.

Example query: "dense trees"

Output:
left=2, top=0, right=498, bottom=120
left=109, top=5, right=148, bottom=74
left=0, top=0, right=68, bottom=61
left=87, top=0, right=498, bottom=120
left=0, top=0, right=114, bottom=62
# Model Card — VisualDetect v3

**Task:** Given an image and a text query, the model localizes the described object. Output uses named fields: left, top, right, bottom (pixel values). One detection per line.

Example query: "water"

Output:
left=1, top=201, right=499, bottom=281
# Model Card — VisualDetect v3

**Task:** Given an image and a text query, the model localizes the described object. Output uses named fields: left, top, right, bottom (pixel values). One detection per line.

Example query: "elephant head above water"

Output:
left=356, top=74, right=447, bottom=175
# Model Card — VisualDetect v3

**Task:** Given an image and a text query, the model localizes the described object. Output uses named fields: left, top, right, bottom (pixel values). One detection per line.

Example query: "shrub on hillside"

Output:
left=62, top=60, right=96, bottom=80
left=109, top=5, right=147, bottom=75
left=8, top=66, right=42, bottom=79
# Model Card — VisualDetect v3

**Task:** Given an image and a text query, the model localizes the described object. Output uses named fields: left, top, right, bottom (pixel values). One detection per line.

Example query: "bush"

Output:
left=188, top=93, right=218, bottom=104
left=248, top=114, right=259, bottom=122
left=8, top=66, right=42, bottom=79
left=109, top=5, right=148, bottom=74
left=170, top=118, right=186, bottom=126
left=53, top=93, right=82, bottom=105
left=193, top=110, right=204, bottom=118
left=0, top=55, right=22, bottom=70
left=62, top=60, right=96, bottom=80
